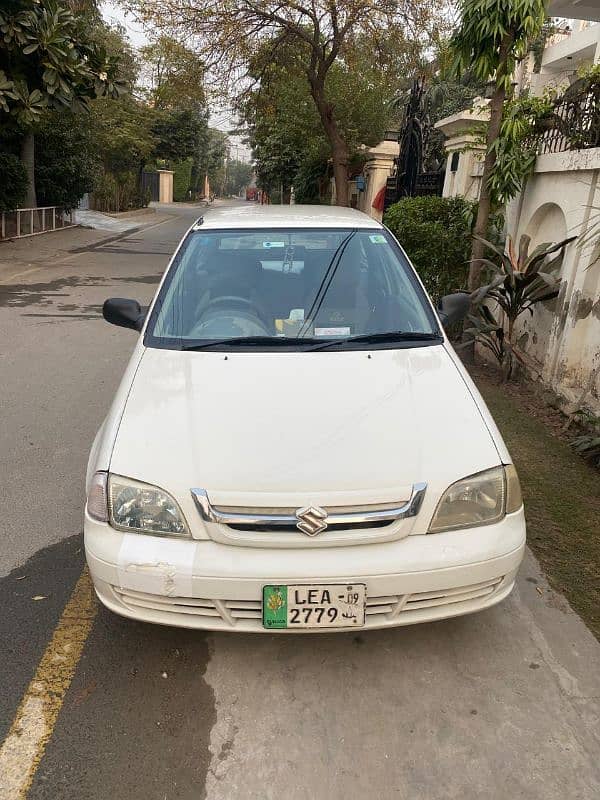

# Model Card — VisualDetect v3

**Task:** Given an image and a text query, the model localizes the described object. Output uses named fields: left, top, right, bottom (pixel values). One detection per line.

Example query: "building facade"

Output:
left=437, top=6, right=600, bottom=414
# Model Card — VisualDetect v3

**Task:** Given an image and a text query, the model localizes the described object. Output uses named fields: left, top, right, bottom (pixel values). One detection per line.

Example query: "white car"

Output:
left=85, top=204, right=525, bottom=632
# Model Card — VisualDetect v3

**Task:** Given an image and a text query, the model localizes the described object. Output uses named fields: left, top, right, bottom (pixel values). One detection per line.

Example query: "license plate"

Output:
left=262, top=584, right=366, bottom=629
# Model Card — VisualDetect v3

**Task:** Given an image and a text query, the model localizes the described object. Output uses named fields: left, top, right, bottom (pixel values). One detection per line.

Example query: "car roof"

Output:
left=197, top=204, right=382, bottom=230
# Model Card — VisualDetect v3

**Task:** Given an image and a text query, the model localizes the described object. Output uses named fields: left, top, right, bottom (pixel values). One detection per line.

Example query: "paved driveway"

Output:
left=1, top=203, right=599, bottom=800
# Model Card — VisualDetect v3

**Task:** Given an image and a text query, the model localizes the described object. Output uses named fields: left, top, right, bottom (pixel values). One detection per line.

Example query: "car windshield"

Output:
left=146, top=227, right=440, bottom=350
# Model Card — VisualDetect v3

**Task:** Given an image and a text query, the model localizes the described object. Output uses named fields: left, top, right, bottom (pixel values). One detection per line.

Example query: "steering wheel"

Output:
left=199, top=294, right=270, bottom=328
left=203, top=294, right=254, bottom=314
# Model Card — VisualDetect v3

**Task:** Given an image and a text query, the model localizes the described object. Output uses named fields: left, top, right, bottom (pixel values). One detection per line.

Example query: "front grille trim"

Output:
left=190, top=484, right=427, bottom=535
left=113, top=577, right=505, bottom=628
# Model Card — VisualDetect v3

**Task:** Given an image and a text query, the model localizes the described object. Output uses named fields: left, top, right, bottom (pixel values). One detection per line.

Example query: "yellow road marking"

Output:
left=0, top=568, right=97, bottom=799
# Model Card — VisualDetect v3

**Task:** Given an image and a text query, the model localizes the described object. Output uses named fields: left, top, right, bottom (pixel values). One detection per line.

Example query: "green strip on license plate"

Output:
left=263, top=585, right=288, bottom=629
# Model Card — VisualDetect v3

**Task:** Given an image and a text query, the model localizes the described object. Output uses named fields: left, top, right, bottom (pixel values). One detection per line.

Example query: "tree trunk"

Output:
left=20, top=131, right=37, bottom=208
left=469, top=82, right=506, bottom=290
left=468, top=32, right=515, bottom=291
left=309, top=76, right=350, bottom=207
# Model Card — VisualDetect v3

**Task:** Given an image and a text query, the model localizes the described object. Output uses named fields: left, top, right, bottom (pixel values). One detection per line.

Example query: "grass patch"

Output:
left=474, top=370, right=600, bottom=639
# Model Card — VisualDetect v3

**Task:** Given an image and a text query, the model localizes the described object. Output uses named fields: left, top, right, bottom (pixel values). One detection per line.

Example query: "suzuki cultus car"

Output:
left=85, top=205, right=525, bottom=632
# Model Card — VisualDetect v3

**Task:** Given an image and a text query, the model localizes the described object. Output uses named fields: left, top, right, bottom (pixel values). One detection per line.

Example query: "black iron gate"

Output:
left=384, top=78, right=444, bottom=211
left=141, top=171, right=160, bottom=202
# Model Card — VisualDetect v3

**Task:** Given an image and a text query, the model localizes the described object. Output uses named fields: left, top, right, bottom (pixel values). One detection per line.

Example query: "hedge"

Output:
left=384, top=195, right=475, bottom=301
left=0, top=152, right=28, bottom=212
left=173, top=158, right=193, bottom=202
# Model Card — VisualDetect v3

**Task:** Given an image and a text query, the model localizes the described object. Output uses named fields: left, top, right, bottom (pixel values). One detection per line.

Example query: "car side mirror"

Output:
left=103, top=298, right=145, bottom=331
left=437, top=292, right=471, bottom=328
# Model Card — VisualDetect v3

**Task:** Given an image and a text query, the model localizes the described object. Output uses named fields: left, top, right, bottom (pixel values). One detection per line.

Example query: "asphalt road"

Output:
left=1, top=203, right=600, bottom=800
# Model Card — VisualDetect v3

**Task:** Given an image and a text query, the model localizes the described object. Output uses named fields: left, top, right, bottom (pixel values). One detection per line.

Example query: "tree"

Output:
left=91, top=97, right=156, bottom=176
left=225, top=159, right=253, bottom=196
left=0, top=0, right=126, bottom=206
left=140, top=36, right=206, bottom=111
left=199, top=129, right=228, bottom=196
left=152, top=109, right=208, bottom=164
left=237, top=48, right=322, bottom=197
left=238, top=33, right=409, bottom=202
left=126, top=0, right=444, bottom=206
left=35, top=110, right=101, bottom=207
left=451, top=0, right=546, bottom=290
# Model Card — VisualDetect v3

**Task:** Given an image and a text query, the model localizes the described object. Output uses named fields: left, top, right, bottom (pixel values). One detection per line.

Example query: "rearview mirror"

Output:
left=103, top=298, right=145, bottom=331
left=437, top=292, right=470, bottom=328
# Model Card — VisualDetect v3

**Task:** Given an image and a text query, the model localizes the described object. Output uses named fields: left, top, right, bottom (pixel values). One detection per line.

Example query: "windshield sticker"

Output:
left=262, top=241, right=285, bottom=248
left=315, top=327, right=351, bottom=337
left=289, top=308, right=304, bottom=322
left=369, top=234, right=386, bottom=244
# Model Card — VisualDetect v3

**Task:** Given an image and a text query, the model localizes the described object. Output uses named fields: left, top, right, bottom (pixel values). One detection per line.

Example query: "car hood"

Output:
left=110, top=345, right=501, bottom=515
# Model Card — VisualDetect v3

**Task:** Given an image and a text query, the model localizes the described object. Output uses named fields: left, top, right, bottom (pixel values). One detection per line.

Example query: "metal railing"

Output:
left=538, top=84, right=600, bottom=155
left=0, top=206, right=75, bottom=240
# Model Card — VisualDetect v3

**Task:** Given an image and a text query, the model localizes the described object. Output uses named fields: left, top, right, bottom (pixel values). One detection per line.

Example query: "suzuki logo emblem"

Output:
left=295, top=505, right=328, bottom=536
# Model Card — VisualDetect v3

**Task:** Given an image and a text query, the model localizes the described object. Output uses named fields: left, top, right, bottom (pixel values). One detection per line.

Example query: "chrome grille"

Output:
left=190, top=484, right=427, bottom=544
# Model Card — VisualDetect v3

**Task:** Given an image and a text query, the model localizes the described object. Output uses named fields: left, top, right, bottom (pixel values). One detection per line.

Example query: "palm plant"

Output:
left=571, top=411, right=600, bottom=468
left=468, top=233, right=576, bottom=379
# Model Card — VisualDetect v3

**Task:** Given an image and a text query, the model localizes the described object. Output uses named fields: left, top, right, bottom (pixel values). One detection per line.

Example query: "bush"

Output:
left=173, top=158, right=193, bottom=202
left=35, top=111, right=101, bottom=209
left=92, top=170, right=148, bottom=213
left=384, top=196, right=475, bottom=301
left=0, top=152, right=28, bottom=211
left=294, top=156, right=330, bottom=204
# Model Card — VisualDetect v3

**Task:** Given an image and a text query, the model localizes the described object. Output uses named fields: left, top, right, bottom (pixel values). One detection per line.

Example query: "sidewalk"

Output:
left=0, top=211, right=173, bottom=281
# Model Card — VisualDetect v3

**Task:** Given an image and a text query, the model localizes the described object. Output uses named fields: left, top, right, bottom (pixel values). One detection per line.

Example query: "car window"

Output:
left=147, top=228, right=438, bottom=348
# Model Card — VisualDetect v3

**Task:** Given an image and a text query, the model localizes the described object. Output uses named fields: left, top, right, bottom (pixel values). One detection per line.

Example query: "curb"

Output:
left=68, top=216, right=174, bottom=253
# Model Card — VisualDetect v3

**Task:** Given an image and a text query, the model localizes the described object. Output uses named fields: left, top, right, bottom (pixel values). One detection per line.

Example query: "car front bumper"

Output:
left=84, top=509, right=526, bottom=632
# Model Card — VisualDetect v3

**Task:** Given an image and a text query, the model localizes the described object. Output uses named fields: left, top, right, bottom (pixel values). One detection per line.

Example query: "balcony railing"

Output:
left=538, top=83, right=600, bottom=155
left=0, top=206, right=75, bottom=240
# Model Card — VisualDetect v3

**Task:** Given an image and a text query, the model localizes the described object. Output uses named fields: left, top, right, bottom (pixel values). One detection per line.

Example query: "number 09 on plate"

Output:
left=262, top=584, right=366, bottom=629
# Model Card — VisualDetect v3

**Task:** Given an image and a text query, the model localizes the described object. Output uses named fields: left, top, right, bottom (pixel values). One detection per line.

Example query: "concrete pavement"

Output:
left=1, top=202, right=599, bottom=800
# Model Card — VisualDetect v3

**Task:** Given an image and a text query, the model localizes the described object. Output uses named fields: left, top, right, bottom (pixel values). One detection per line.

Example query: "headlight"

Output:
left=428, top=465, right=522, bottom=534
left=107, top=474, right=189, bottom=537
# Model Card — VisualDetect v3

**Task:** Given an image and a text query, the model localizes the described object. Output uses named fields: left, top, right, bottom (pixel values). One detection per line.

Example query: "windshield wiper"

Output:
left=181, top=336, right=319, bottom=351
left=308, top=331, right=443, bottom=351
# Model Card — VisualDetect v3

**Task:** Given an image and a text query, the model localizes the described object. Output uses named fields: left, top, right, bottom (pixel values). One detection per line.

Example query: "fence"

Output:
left=0, top=207, right=75, bottom=240
left=538, top=84, right=600, bottom=155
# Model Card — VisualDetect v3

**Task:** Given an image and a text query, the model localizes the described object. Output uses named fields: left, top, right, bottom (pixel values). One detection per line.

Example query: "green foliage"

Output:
left=384, top=196, right=476, bottom=300
left=489, top=94, right=555, bottom=204
left=468, top=234, right=577, bottom=378
left=463, top=304, right=505, bottom=366
left=0, top=150, right=28, bottom=210
left=91, top=97, right=156, bottom=174
left=92, top=169, right=148, bottom=213
left=35, top=110, right=100, bottom=207
left=140, top=36, right=205, bottom=111
left=239, top=31, right=409, bottom=199
left=225, top=159, right=253, bottom=196
left=451, top=0, right=547, bottom=91
left=571, top=412, right=600, bottom=468
left=294, top=156, right=330, bottom=205
left=194, top=128, right=227, bottom=196
left=152, top=109, right=207, bottom=165
left=173, top=158, right=193, bottom=201
left=0, top=0, right=127, bottom=126
left=238, top=47, right=321, bottom=194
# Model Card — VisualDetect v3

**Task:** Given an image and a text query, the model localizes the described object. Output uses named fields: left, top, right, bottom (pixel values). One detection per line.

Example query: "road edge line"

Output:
left=0, top=568, right=97, bottom=800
